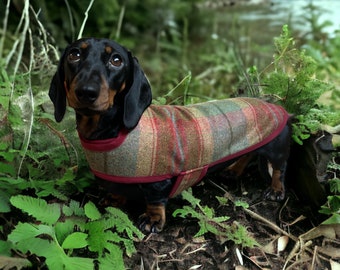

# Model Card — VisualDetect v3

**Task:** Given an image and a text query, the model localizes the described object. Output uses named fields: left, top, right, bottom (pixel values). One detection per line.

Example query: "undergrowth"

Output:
left=173, top=189, right=258, bottom=248
left=0, top=2, right=143, bottom=269
left=3, top=195, right=143, bottom=269
left=246, top=25, right=337, bottom=145
left=0, top=1, right=339, bottom=269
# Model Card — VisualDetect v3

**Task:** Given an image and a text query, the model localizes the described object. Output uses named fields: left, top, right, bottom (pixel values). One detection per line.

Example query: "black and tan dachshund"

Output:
left=49, top=38, right=291, bottom=233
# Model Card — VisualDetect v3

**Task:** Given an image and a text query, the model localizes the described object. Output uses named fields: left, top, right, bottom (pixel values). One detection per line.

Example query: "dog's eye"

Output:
left=110, top=54, right=122, bottom=67
left=68, top=49, right=81, bottom=62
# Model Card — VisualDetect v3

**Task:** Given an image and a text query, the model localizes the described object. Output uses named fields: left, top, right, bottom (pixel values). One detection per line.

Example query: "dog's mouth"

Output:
left=74, top=107, right=109, bottom=116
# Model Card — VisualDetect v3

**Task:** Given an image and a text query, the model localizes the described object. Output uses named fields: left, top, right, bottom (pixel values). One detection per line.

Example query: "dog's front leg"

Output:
left=264, top=162, right=287, bottom=201
left=138, top=179, right=174, bottom=233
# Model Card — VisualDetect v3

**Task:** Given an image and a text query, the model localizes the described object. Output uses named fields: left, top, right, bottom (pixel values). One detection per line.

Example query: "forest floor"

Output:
left=121, top=156, right=339, bottom=270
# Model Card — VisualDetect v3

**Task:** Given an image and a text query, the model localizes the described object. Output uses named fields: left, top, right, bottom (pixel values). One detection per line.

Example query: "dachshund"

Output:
left=49, top=38, right=291, bottom=233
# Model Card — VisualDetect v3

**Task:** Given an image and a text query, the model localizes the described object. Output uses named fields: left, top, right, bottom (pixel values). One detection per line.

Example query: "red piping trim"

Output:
left=79, top=129, right=129, bottom=152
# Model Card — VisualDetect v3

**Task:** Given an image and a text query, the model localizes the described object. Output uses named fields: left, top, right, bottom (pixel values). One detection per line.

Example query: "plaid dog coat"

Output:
left=80, top=97, right=289, bottom=197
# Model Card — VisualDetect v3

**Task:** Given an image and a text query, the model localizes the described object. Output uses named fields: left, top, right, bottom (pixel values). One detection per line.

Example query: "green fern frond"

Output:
left=98, top=243, right=125, bottom=270
left=63, top=200, right=85, bottom=217
left=86, top=220, right=107, bottom=256
left=105, top=207, right=144, bottom=240
left=10, top=195, right=60, bottom=225
left=8, top=222, right=55, bottom=248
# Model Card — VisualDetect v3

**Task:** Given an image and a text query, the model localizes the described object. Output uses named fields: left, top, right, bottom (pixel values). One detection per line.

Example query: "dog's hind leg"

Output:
left=258, top=125, right=291, bottom=201
left=225, top=153, right=255, bottom=177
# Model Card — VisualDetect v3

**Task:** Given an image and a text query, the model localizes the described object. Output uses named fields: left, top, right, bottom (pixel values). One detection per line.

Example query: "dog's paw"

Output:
left=263, top=187, right=285, bottom=201
left=138, top=203, right=166, bottom=233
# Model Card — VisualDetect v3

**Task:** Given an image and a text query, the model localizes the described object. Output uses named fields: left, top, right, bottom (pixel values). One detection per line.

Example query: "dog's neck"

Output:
left=75, top=107, right=123, bottom=140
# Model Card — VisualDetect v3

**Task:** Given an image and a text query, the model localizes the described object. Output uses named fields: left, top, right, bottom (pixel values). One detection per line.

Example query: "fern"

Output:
left=226, top=223, right=258, bottom=247
left=106, top=206, right=144, bottom=240
left=6, top=196, right=143, bottom=269
left=10, top=195, right=61, bottom=225
left=8, top=222, right=94, bottom=270
left=86, top=206, right=144, bottom=258
left=173, top=189, right=257, bottom=247
left=252, top=25, right=334, bottom=144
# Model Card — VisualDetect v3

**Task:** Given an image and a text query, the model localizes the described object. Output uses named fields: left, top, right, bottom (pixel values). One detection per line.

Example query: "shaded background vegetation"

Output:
left=0, top=0, right=339, bottom=269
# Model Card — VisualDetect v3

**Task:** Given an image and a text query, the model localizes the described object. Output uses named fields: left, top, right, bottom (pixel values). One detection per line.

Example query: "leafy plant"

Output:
left=173, top=189, right=258, bottom=248
left=247, top=25, right=334, bottom=145
left=318, top=177, right=340, bottom=224
left=2, top=195, right=144, bottom=269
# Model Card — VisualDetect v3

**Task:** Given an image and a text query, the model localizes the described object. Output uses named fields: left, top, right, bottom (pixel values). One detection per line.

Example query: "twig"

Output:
left=115, top=4, right=125, bottom=39
left=77, top=0, right=95, bottom=39
left=64, top=0, right=75, bottom=40
left=17, top=28, right=35, bottom=177
left=0, top=0, right=10, bottom=59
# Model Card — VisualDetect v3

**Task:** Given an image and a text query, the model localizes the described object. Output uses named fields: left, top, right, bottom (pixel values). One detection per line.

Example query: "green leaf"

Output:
left=173, top=205, right=200, bottom=219
left=0, top=240, right=12, bottom=256
left=212, top=216, right=230, bottom=223
left=322, top=214, right=340, bottom=225
left=84, top=201, right=101, bottom=221
left=105, top=207, right=144, bottom=239
left=106, top=231, right=136, bottom=257
left=216, top=196, right=228, bottom=206
left=98, top=243, right=125, bottom=270
left=62, top=256, right=94, bottom=270
left=10, top=195, right=61, bottom=225
left=203, top=205, right=214, bottom=218
left=0, top=190, right=11, bottom=213
left=62, top=232, right=88, bottom=249
left=329, top=179, right=340, bottom=193
left=62, top=200, right=85, bottom=217
left=30, top=237, right=93, bottom=270
left=8, top=223, right=55, bottom=246
left=55, top=219, right=79, bottom=245
left=181, top=189, right=201, bottom=207
left=86, top=220, right=107, bottom=256
left=234, top=200, right=249, bottom=209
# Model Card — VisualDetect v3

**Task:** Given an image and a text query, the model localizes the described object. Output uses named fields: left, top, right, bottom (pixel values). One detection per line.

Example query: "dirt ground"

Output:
left=124, top=157, right=340, bottom=270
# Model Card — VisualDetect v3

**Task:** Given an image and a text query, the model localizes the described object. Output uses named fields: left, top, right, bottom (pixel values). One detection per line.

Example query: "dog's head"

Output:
left=49, top=38, right=152, bottom=130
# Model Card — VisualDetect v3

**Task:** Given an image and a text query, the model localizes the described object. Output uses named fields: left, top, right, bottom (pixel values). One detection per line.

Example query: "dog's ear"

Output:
left=123, top=55, right=152, bottom=129
left=49, top=49, right=67, bottom=122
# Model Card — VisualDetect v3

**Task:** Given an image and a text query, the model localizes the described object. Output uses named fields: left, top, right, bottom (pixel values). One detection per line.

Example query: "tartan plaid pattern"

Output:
left=80, top=97, right=289, bottom=197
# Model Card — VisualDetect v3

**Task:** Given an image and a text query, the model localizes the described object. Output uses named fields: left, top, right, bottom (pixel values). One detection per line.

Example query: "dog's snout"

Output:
left=75, top=86, right=99, bottom=103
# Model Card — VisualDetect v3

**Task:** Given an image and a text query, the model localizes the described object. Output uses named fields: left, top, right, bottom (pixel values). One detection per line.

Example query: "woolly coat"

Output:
left=80, top=97, right=289, bottom=197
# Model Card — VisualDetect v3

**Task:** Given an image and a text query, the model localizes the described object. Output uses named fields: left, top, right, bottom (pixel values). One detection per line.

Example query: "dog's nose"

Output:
left=75, top=86, right=99, bottom=103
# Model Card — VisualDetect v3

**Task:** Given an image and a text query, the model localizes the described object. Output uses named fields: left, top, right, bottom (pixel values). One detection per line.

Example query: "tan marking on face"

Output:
left=77, top=114, right=101, bottom=139
left=93, top=77, right=110, bottom=111
left=80, top=42, right=88, bottom=49
left=65, top=79, right=79, bottom=109
left=119, top=81, right=126, bottom=92
left=108, top=88, right=117, bottom=107
left=105, top=46, right=112, bottom=54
